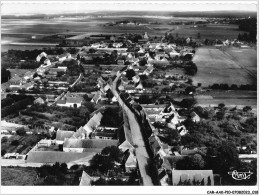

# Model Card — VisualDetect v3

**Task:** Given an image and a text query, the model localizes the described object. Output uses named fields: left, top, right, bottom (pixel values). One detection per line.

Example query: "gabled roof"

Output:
left=149, top=135, right=161, bottom=155
left=125, top=152, right=137, bottom=167
left=63, top=138, right=119, bottom=149
left=119, top=140, right=134, bottom=152
left=24, top=71, right=34, bottom=78
left=22, top=82, right=34, bottom=89
left=85, top=112, right=103, bottom=130
left=10, top=74, right=22, bottom=82
left=66, top=97, right=82, bottom=104
left=79, top=171, right=91, bottom=186
left=56, top=130, right=74, bottom=141
left=73, top=126, right=87, bottom=139
left=56, top=99, right=66, bottom=105
left=91, top=91, right=102, bottom=104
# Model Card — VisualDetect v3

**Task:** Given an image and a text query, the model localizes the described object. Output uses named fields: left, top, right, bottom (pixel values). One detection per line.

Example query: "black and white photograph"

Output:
left=0, top=1, right=258, bottom=194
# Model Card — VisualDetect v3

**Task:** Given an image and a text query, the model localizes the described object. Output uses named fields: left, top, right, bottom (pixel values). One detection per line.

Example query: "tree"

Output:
left=1, top=68, right=11, bottom=83
left=185, top=86, right=196, bottom=94
left=200, top=178, right=205, bottom=185
left=218, top=103, right=225, bottom=109
left=216, top=110, right=225, bottom=120
left=1, top=136, right=8, bottom=144
left=125, top=69, right=136, bottom=80
left=89, top=153, right=115, bottom=173
left=197, top=32, right=201, bottom=39
left=60, top=163, right=68, bottom=173
left=181, top=98, right=197, bottom=108
left=11, top=140, right=19, bottom=146
left=191, top=154, right=205, bottom=169
left=217, top=141, right=240, bottom=175
left=101, top=146, right=123, bottom=162
left=243, top=106, right=252, bottom=112
left=16, top=127, right=26, bottom=136
left=1, top=149, right=7, bottom=156
left=207, top=176, right=211, bottom=185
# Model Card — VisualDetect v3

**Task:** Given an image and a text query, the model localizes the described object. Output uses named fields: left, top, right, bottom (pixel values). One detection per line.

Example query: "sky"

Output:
left=1, top=1, right=257, bottom=15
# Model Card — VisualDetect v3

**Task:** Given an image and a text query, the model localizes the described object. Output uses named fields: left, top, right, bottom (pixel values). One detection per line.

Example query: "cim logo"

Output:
left=228, top=170, right=253, bottom=180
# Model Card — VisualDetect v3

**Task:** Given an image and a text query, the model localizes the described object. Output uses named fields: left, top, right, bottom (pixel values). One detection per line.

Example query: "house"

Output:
left=239, top=154, right=257, bottom=163
left=119, top=140, right=135, bottom=152
left=79, top=171, right=91, bottom=186
left=93, top=126, right=117, bottom=140
left=125, top=152, right=137, bottom=172
left=55, top=130, right=75, bottom=145
left=91, top=91, right=102, bottom=104
left=135, top=82, right=143, bottom=91
left=177, top=125, right=188, bottom=136
left=9, top=74, right=22, bottom=86
left=132, top=75, right=140, bottom=83
left=124, top=85, right=136, bottom=94
left=71, top=126, right=87, bottom=139
left=23, top=71, right=34, bottom=80
left=138, top=39, right=148, bottom=44
left=37, top=139, right=54, bottom=148
left=36, top=52, right=47, bottom=62
left=46, top=95, right=56, bottom=102
left=63, top=138, right=119, bottom=153
left=117, top=60, right=125, bottom=65
left=149, top=135, right=162, bottom=155
left=58, top=53, right=72, bottom=62
left=34, top=97, right=45, bottom=104
left=171, top=170, right=214, bottom=186
left=83, top=112, right=103, bottom=137
left=190, top=112, right=200, bottom=122
left=21, top=82, right=34, bottom=90
left=44, top=59, right=51, bottom=66
left=56, top=97, right=83, bottom=108
left=66, top=97, right=83, bottom=108
left=143, top=66, right=154, bottom=76
left=93, top=131, right=116, bottom=140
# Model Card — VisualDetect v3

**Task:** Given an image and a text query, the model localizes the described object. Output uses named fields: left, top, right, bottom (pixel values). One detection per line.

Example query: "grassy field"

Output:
left=1, top=167, right=37, bottom=186
left=192, top=47, right=257, bottom=87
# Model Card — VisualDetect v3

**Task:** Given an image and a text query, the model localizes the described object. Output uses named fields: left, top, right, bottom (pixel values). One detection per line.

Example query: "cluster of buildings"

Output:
left=6, top=52, right=78, bottom=93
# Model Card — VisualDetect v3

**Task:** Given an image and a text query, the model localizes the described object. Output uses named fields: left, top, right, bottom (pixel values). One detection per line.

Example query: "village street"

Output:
left=111, top=71, right=154, bottom=186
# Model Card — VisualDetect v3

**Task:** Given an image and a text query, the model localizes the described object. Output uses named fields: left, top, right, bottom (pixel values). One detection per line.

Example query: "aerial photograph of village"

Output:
left=1, top=1, right=257, bottom=192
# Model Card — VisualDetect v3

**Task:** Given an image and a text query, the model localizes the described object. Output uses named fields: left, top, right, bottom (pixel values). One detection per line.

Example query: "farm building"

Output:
left=63, top=138, right=119, bottom=153
left=56, top=130, right=75, bottom=145
left=79, top=171, right=92, bottom=186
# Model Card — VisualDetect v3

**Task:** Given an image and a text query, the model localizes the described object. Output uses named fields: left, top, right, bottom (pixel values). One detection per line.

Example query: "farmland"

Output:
left=1, top=167, right=38, bottom=186
left=192, top=47, right=257, bottom=87
left=2, top=16, right=247, bottom=51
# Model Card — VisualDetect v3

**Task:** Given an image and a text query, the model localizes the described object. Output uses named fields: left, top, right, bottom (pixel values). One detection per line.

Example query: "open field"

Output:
left=192, top=47, right=257, bottom=87
left=2, top=17, right=247, bottom=51
left=1, top=167, right=37, bottom=186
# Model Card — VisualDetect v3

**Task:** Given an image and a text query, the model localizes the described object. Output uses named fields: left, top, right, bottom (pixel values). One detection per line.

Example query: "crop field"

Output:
left=1, top=167, right=37, bottom=186
left=192, top=47, right=257, bottom=87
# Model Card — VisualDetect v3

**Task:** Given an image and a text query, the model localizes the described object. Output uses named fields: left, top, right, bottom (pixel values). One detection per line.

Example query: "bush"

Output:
left=1, top=136, right=8, bottom=144
left=1, top=98, right=33, bottom=117
left=11, top=140, right=19, bottom=146
left=243, top=106, right=252, bottom=112
left=180, top=98, right=197, bottom=108
left=1, top=97, right=15, bottom=108
left=216, top=111, right=225, bottom=120
left=16, top=127, right=27, bottom=136
left=1, top=149, right=7, bottom=156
